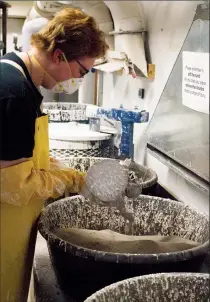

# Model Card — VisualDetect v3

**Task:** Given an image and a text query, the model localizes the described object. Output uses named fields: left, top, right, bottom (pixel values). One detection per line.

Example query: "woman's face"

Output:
left=51, top=50, right=95, bottom=82
left=69, top=57, right=95, bottom=78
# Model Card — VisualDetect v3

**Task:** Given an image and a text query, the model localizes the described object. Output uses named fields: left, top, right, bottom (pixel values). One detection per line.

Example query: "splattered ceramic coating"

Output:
left=38, top=195, right=209, bottom=263
left=43, top=102, right=88, bottom=122
left=66, top=157, right=158, bottom=190
left=84, top=273, right=209, bottom=302
left=85, top=159, right=129, bottom=202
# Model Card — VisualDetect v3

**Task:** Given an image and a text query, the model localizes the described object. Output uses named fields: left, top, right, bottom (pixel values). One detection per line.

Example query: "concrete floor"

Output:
left=28, top=273, right=35, bottom=302
left=31, top=233, right=70, bottom=302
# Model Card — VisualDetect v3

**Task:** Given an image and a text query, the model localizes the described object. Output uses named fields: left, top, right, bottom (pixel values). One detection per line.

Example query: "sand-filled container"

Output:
left=85, top=273, right=209, bottom=302
left=38, top=196, right=209, bottom=301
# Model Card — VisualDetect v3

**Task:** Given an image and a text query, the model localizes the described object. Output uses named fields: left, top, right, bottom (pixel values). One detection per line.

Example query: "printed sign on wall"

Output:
left=182, top=51, right=209, bottom=114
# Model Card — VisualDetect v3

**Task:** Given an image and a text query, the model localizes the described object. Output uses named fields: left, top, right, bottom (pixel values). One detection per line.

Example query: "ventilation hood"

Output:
left=147, top=3, right=209, bottom=184
left=102, top=1, right=148, bottom=77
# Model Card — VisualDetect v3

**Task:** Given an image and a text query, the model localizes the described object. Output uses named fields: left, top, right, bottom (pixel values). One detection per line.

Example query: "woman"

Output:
left=0, top=7, right=108, bottom=302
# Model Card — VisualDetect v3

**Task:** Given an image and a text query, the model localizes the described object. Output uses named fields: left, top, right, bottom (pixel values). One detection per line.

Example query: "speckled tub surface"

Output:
left=38, top=196, right=209, bottom=300
left=65, top=157, right=158, bottom=190
left=84, top=273, right=210, bottom=302
left=39, top=195, right=209, bottom=262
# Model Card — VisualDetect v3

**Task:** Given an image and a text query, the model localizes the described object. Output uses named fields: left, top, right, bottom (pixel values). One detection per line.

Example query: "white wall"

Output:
left=2, top=1, right=32, bottom=18
left=0, top=1, right=33, bottom=54
left=0, top=17, right=25, bottom=53
left=101, top=1, right=203, bottom=161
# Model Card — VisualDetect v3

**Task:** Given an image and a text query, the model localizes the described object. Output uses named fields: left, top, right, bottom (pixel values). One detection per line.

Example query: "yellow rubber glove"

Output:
left=0, top=159, right=86, bottom=206
left=49, top=156, right=67, bottom=168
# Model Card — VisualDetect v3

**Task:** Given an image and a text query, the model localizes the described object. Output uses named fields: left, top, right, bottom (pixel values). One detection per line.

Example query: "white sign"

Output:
left=182, top=51, right=209, bottom=114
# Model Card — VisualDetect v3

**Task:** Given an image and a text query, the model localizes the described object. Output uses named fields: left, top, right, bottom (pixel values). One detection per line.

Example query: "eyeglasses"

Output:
left=76, top=60, right=89, bottom=77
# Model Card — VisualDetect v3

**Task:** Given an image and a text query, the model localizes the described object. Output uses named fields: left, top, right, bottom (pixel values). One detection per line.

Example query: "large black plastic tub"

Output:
left=38, top=196, right=209, bottom=301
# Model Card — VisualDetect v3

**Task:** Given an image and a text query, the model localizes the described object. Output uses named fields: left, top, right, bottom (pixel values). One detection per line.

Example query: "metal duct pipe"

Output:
left=21, top=17, right=49, bottom=52
left=21, top=17, right=55, bottom=102
left=62, top=1, right=114, bottom=50
left=104, top=1, right=148, bottom=77
left=78, top=72, right=95, bottom=105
